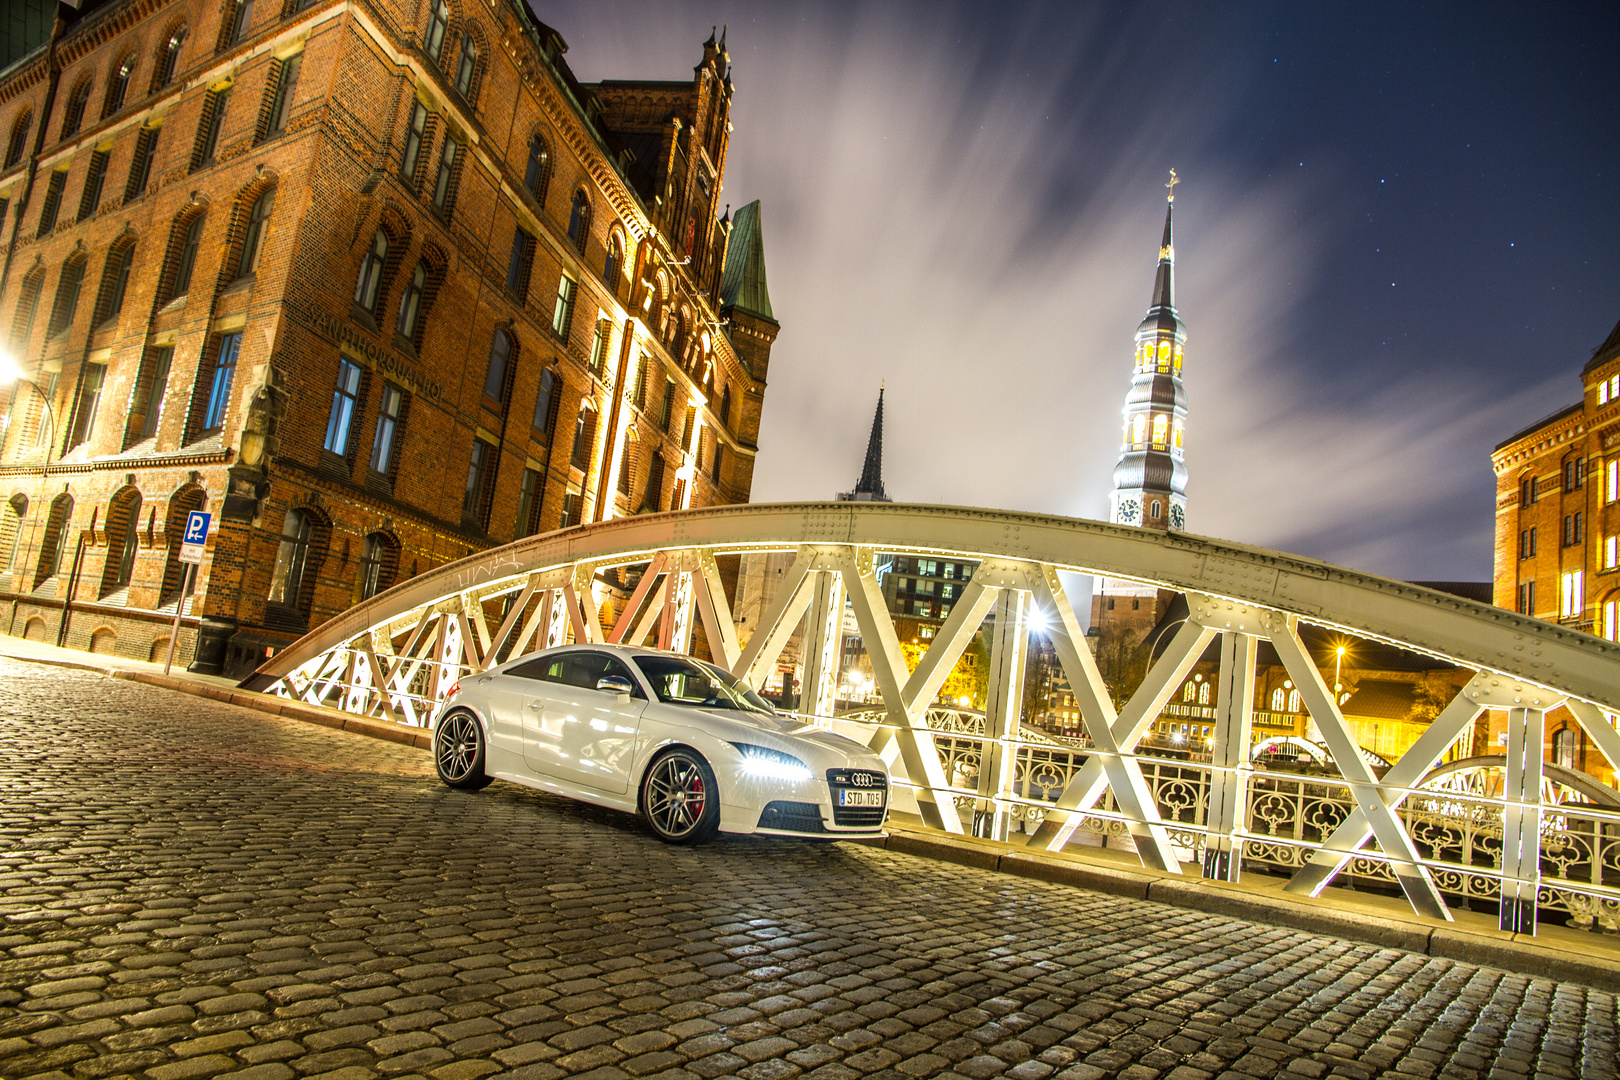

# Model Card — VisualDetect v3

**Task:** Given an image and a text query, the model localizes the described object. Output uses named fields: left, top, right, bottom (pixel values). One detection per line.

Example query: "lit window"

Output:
left=67, top=362, right=106, bottom=448
left=1270, top=688, right=1285, bottom=711
left=551, top=273, right=575, bottom=339
left=1604, top=381, right=1613, bottom=406
left=1151, top=413, right=1168, bottom=445
left=267, top=509, right=313, bottom=608
left=589, top=318, right=611, bottom=373
left=1607, top=535, right=1618, bottom=571
left=1561, top=570, right=1584, bottom=620
left=323, top=358, right=363, bottom=455
left=1605, top=599, right=1618, bottom=642
left=1199, top=682, right=1210, bottom=705
left=1609, top=460, right=1618, bottom=504
left=1287, top=689, right=1301, bottom=713
left=1183, top=683, right=1195, bottom=702
left=1131, top=414, right=1147, bottom=445
left=1172, top=417, right=1184, bottom=449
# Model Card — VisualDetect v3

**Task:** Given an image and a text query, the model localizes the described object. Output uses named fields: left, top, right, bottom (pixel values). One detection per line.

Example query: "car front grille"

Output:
left=826, top=768, right=888, bottom=830
left=757, top=801, right=826, bottom=833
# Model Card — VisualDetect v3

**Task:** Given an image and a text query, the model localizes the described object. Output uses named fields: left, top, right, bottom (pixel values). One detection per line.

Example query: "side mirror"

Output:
left=596, top=675, right=634, bottom=702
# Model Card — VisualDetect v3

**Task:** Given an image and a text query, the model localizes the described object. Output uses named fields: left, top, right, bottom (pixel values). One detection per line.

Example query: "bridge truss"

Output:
left=246, top=503, right=1620, bottom=935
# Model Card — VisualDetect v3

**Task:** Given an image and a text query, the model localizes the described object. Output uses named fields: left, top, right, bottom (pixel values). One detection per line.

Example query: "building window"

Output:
left=1519, top=527, right=1536, bottom=559
left=454, top=31, right=479, bottom=97
left=323, top=358, right=363, bottom=455
left=130, top=345, right=173, bottom=442
left=103, top=56, right=133, bottom=118
left=524, top=134, right=550, bottom=202
left=710, top=442, right=724, bottom=483
left=62, top=79, right=92, bottom=138
left=67, top=362, right=106, bottom=448
left=37, top=170, right=66, bottom=237
left=1517, top=580, right=1535, bottom=616
left=400, top=103, right=428, bottom=182
left=1199, top=682, right=1211, bottom=705
left=483, top=328, right=513, bottom=406
left=227, top=0, right=255, bottom=44
left=396, top=263, right=426, bottom=342
left=531, top=368, right=558, bottom=438
left=431, top=136, right=459, bottom=212
left=604, top=233, right=623, bottom=287
left=589, top=318, right=610, bottom=374
left=660, top=378, right=677, bottom=430
left=463, top=438, right=494, bottom=525
left=567, top=191, right=590, bottom=251
left=551, top=273, right=575, bottom=340
left=1608, top=460, right=1618, bottom=504
left=559, top=491, right=579, bottom=528
left=571, top=406, right=597, bottom=471
left=125, top=125, right=160, bottom=202
left=236, top=189, right=273, bottom=277
left=1561, top=570, right=1584, bottom=620
left=47, top=259, right=86, bottom=337
left=35, top=494, right=73, bottom=586
left=505, top=227, right=535, bottom=301
left=354, top=229, right=388, bottom=312
left=155, top=29, right=185, bottom=89
left=1564, top=512, right=1583, bottom=547
left=720, top=385, right=733, bottom=432
left=358, top=533, right=396, bottom=600
left=104, top=489, right=142, bottom=592
left=1553, top=727, right=1578, bottom=770
left=1606, top=535, right=1618, bottom=571
left=262, top=52, right=301, bottom=138
left=201, top=331, right=243, bottom=432
left=193, top=85, right=230, bottom=168
left=369, top=384, right=404, bottom=475
left=1605, top=598, right=1618, bottom=642
left=76, top=151, right=109, bottom=222
left=169, top=214, right=205, bottom=299
left=618, top=439, right=635, bottom=495
left=424, top=0, right=450, bottom=61
left=4, top=112, right=30, bottom=167
left=1270, top=688, right=1285, bottom=712
left=266, top=509, right=313, bottom=609
left=1151, top=413, right=1168, bottom=445
left=1520, top=475, right=1537, bottom=505
left=515, top=467, right=542, bottom=538
left=642, top=451, right=665, bottom=512
left=91, top=246, right=134, bottom=331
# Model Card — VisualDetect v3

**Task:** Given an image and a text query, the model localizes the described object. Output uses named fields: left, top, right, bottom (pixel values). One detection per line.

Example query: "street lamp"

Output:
left=1334, top=645, right=1347, bottom=696
left=0, top=347, right=58, bottom=464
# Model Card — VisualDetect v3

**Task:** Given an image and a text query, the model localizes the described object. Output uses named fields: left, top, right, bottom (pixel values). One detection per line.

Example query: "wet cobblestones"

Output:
left=0, top=659, right=1616, bottom=1079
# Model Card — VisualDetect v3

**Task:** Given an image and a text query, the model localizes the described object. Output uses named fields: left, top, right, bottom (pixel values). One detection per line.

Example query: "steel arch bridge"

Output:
left=244, top=502, right=1620, bottom=935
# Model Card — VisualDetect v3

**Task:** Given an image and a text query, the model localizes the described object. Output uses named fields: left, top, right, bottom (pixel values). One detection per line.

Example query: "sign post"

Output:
left=164, top=511, right=211, bottom=676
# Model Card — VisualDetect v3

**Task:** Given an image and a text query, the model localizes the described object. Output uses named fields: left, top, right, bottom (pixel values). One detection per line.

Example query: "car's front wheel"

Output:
left=640, top=747, right=721, bottom=844
left=434, top=709, right=493, bottom=790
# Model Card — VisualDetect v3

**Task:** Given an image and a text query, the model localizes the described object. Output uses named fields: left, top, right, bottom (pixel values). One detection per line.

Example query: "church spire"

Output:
left=838, top=387, right=891, bottom=503
left=1106, top=171, right=1189, bottom=532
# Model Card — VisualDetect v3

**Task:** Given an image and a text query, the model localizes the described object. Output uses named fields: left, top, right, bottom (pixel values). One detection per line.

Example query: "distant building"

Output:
left=0, top=3, right=777, bottom=675
left=837, top=387, right=890, bottom=503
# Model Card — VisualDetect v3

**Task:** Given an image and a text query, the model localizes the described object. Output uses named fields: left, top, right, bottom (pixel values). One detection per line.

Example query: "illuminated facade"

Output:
left=0, top=1, right=776, bottom=675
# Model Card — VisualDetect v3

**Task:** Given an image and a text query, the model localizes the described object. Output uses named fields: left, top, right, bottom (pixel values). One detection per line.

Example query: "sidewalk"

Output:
left=4, top=634, right=1618, bottom=990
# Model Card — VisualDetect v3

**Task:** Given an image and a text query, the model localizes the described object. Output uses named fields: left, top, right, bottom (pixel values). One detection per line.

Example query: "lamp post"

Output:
left=1334, top=645, right=1347, bottom=697
left=0, top=348, right=58, bottom=466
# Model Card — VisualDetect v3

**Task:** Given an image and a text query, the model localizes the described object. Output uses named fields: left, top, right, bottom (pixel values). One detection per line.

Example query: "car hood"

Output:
left=682, top=706, right=878, bottom=761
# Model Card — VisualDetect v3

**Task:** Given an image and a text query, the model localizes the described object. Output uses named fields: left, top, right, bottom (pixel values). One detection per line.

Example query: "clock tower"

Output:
left=1107, top=171, right=1189, bottom=533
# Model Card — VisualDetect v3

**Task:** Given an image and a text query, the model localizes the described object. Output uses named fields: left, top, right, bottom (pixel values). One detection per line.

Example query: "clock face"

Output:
left=1118, top=498, right=1141, bottom=525
left=1170, top=503, right=1185, bottom=530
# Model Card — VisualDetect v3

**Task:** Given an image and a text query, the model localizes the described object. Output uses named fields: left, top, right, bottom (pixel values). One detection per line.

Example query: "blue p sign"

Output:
left=184, top=511, right=212, bottom=545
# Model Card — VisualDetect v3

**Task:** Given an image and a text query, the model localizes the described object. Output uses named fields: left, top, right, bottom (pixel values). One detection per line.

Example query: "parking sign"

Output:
left=179, top=511, right=211, bottom=564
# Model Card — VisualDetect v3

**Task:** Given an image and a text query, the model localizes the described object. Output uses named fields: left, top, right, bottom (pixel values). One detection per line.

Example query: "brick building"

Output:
left=0, top=0, right=778, bottom=676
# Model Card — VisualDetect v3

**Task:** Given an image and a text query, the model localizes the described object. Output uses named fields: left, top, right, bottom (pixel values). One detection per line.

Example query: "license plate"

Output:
left=837, top=790, right=885, bottom=808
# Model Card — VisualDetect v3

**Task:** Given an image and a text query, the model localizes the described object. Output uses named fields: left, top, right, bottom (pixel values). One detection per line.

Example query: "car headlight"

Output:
left=730, top=743, right=813, bottom=782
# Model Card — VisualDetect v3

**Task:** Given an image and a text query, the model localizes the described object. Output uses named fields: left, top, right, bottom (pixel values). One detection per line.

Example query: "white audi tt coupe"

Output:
left=430, top=644, right=890, bottom=844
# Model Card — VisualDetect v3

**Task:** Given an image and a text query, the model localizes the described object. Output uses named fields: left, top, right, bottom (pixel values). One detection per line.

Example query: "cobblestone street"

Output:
left=0, top=659, right=1615, bottom=1080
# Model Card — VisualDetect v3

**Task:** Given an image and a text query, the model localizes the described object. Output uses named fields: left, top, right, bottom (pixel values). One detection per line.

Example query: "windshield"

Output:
left=632, top=655, right=776, bottom=715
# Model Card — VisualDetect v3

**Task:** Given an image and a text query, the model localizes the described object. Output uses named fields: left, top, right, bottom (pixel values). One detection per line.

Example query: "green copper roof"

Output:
left=719, top=200, right=774, bottom=322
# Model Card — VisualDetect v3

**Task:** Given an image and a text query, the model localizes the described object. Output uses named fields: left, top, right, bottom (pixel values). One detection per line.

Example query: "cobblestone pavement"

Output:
left=1, top=659, right=1615, bottom=1080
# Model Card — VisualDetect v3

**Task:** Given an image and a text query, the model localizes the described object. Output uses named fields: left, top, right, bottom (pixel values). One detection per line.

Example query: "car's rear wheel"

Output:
left=640, top=748, right=721, bottom=845
left=435, top=710, right=493, bottom=790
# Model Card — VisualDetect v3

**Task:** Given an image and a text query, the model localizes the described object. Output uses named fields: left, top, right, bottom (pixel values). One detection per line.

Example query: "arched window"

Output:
left=483, top=328, right=513, bottom=404
left=719, top=385, right=732, bottom=432
left=1151, top=414, right=1168, bottom=446
left=571, top=405, right=597, bottom=470
left=95, top=241, right=136, bottom=326
left=424, top=0, right=450, bottom=61
left=454, top=31, right=479, bottom=98
left=353, top=228, right=388, bottom=312
left=166, top=212, right=205, bottom=301
left=1172, top=418, right=1184, bottom=450
left=236, top=189, right=274, bottom=278
left=5, top=111, right=32, bottom=168
left=102, top=55, right=134, bottom=119
left=1287, top=689, right=1301, bottom=713
left=567, top=190, right=590, bottom=251
left=1182, top=682, right=1195, bottom=702
left=35, top=493, right=74, bottom=588
left=358, top=532, right=399, bottom=600
left=1553, top=727, right=1579, bottom=770
left=1270, top=688, right=1285, bottom=712
left=153, top=27, right=186, bottom=90
left=524, top=133, right=550, bottom=202
left=101, top=487, right=142, bottom=594
left=47, top=256, right=87, bottom=337
left=531, top=367, right=558, bottom=437
left=1199, top=682, right=1211, bottom=705
left=396, top=262, right=426, bottom=342
left=1131, top=414, right=1147, bottom=445
left=603, top=231, right=623, bottom=285
left=61, top=78, right=93, bottom=138
left=0, top=494, right=26, bottom=576
left=267, top=508, right=315, bottom=611
left=10, top=267, right=46, bottom=347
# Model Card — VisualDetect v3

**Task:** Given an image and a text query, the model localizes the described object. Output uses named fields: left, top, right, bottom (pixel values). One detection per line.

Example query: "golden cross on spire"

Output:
left=1166, top=168, right=1179, bottom=202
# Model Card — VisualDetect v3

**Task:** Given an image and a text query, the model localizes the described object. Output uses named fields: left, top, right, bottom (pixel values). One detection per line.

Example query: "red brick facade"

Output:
left=0, top=0, right=778, bottom=676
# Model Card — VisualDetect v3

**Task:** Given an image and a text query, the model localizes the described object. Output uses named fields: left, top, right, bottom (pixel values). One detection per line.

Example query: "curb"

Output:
left=19, top=652, right=1620, bottom=993
left=859, top=828, right=1620, bottom=993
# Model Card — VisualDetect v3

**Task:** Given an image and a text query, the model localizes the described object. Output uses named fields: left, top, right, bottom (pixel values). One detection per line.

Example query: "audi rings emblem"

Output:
left=850, top=771, right=880, bottom=788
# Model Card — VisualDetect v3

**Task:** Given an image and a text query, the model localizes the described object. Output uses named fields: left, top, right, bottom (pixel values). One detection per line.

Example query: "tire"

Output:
left=640, top=747, right=721, bottom=845
left=434, top=709, right=494, bottom=790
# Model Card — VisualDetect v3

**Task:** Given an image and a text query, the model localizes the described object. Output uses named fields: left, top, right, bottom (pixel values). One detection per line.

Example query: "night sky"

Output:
left=545, top=1, right=1619, bottom=582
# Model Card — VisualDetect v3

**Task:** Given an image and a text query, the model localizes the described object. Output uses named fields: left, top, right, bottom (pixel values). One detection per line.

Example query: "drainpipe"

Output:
left=56, top=529, right=86, bottom=647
